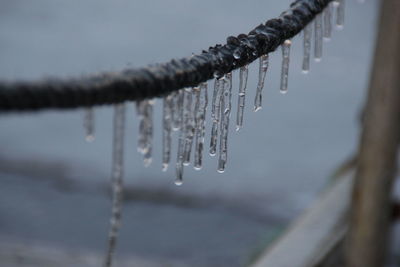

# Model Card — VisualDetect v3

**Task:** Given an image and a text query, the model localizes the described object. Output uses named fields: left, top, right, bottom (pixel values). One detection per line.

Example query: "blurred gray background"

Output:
left=0, top=0, right=379, bottom=266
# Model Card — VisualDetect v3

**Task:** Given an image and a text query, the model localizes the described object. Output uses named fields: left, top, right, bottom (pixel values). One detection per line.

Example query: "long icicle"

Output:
left=210, top=78, right=223, bottom=156
left=323, top=3, right=332, bottom=41
left=175, top=89, right=191, bottom=186
left=136, top=101, right=146, bottom=154
left=336, top=0, right=345, bottom=29
left=314, top=13, right=323, bottom=62
left=236, top=65, right=249, bottom=130
left=280, top=40, right=292, bottom=94
left=162, top=95, right=173, bottom=171
left=254, top=54, right=269, bottom=112
left=218, top=73, right=232, bottom=173
left=302, top=23, right=312, bottom=74
left=183, top=88, right=195, bottom=166
left=84, top=107, right=95, bottom=142
left=104, top=103, right=126, bottom=267
left=143, top=100, right=154, bottom=167
left=194, top=83, right=208, bottom=170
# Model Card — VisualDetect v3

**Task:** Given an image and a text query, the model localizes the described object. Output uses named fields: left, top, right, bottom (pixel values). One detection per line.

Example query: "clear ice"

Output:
left=162, top=95, right=173, bottom=171
left=280, top=40, right=291, bottom=94
left=218, top=73, right=232, bottom=173
left=171, top=91, right=184, bottom=131
left=236, top=65, right=249, bottom=130
left=302, top=23, right=312, bottom=73
left=194, top=83, right=208, bottom=170
left=104, top=103, right=126, bottom=267
left=254, top=54, right=269, bottom=112
left=336, top=0, right=345, bottom=29
left=136, top=100, right=154, bottom=167
left=210, top=78, right=223, bottom=156
left=323, top=4, right=332, bottom=41
left=182, top=88, right=195, bottom=166
left=84, top=107, right=95, bottom=142
left=314, top=13, right=323, bottom=61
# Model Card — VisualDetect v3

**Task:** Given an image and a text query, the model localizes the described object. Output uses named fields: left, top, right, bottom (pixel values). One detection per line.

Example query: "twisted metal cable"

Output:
left=0, top=0, right=333, bottom=112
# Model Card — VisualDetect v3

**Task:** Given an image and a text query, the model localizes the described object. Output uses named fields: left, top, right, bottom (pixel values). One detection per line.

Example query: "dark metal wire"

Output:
left=0, top=0, right=332, bottom=112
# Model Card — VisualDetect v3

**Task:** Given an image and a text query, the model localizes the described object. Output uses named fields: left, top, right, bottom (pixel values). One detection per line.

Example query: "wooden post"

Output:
left=345, top=0, right=400, bottom=266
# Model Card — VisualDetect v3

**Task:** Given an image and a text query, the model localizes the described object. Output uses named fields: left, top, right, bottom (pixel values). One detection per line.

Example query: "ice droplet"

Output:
left=302, top=23, right=312, bottom=74
left=314, top=13, right=323, bottom=62
left=218, top=73, right=232, bottom=173
left=210, top=78, right=223, bottom=156
left=323, top=4, right=333, bottom=41
left=280, top=40, right=291, bottom=94
left=83, top=107, right=95, bottom=142
left=162, top=95, right=173, bottom=171
left=236, top=65, right=249, bottom=131
left=233, top=49, right=241, bottom=59
left=194, top=83, right=208, bottom=170
left=104, top=103, right=126, bottom=267
left=254, top=54, right=269, bottom=112
left=336, top=0, right=345, bottom=29
left=182, top=88, right=195, bottom=166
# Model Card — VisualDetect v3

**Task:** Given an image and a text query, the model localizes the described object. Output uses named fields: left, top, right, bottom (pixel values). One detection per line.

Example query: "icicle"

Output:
left=254, top=54, right=269, bottom=112
left=162, top=95, right=173, bottom=171
left=280, top=40, right=291, bottom=94
left=83, top=107, right=95, bottom=142
left=336, top=0, right=345, bottom=29
left=182, top=88, right=195, bottom=166
left=314, top=13, right=323, bottom=62
left=236, top=65, right=249, bottom=130
left=136, top=100, right=154, bottom=167
left=218, top=73, right=232, bottom=173
left=194, top=83, right=208, bottom=170
left=104, top=103, right=126, bottom=267
left=171, top=91, right=184, bottom=131
left=210, top=78, right=223, bottom=156
left=323, top=4, right=332, bottom=41
left=175, top=89, right=192, bottom=186
left=302, top=23, right=312, bottom=74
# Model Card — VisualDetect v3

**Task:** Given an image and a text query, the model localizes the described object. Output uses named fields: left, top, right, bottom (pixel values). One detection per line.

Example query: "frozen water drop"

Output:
left=174, top=179, right=183, bottom=186
left=182, top=88, right=195, bottom=166
left=280, top=40, right=291, bottom=94
left=254, top=55, right=269, bottom=112
left=136, top=100, right=154, bottom=166
left=162, top=94, right=173, bottom=171
left=233, top=50, right=241, bottom=59
left=323, top=4, right=332, bottom=41
left=162, top=163, right=168, bottom=172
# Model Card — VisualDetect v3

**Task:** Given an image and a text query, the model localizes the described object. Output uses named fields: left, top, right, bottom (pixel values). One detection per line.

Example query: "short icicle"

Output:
left=218, top=73, right=232, bottom=173
left=236, top=65, right=249, bottom=131
left=336, top=0, right=345, bottom=29
left=210, top=78, right=223, bottom=156
left=314, top=13, right=323, bottom=61
left=194, top=83, right=208, bottom=170
left=302, top=23, right=312, bottom=73
left=104, top=103, right=126, bottom=267
left=83, top=107, right=95, bottom=142
left=182, top=88, right=195, bottom=166
left=323, top=3, right=332, bottom=41
left=254, top=54, right=269, bottom=112
left=280, top=40, right=292, bottom=94
left=136, top=100, right=154, bottom=167
left=171, top=91, right=184, bottom=131
left=162, top=95, right=173, bottom=171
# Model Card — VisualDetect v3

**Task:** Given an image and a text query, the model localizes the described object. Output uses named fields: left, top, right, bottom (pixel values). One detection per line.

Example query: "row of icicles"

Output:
left=83, top=0, right=348, bottom=186
left=80, top=0, right=367, bottom=266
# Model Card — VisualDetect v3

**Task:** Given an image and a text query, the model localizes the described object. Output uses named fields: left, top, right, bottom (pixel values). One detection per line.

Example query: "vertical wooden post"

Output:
left=345, top=0, right=400, bottom=266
